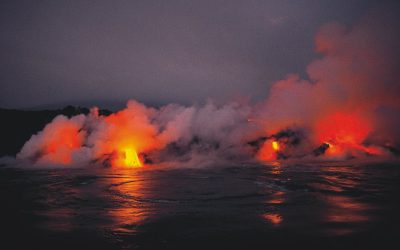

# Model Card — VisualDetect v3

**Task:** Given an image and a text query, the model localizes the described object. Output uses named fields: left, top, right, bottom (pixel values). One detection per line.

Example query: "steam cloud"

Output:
left=17, top=7, right=400, bottom=167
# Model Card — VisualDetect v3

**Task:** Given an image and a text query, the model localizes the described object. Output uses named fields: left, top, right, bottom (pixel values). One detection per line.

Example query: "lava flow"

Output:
left=257, top=140, right=280, bottom=162
left=315, top=112, right=374, bottom=157
left=272, top=141, right=280, bottom=151
left=116, top=147, right=142, bottom=167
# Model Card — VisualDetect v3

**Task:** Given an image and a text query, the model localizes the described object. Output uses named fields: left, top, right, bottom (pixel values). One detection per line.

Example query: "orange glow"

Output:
left=263, top=213, right=283, bottom=225
left=316, top=112, right=373, bottom=156
left=105, top=169, right=150, bottom=233
left=39, top=117, right=84, bottom=165
left=257, top=140, right=280, bottom=161
left=94, top=103, right=161, bottom=168
left=118, top=147, right=142, bottom=167
left=324, top=195, right=370, bottom=236
left=272, top=141, right=280, bottom=151
left=324, top=142, right=341, bottom=155
left=106, top=139, right=147, bottom=168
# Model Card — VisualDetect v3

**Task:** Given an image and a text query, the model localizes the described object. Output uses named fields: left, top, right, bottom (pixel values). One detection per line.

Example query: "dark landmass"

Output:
left=0, top=106, right=111, bottom=157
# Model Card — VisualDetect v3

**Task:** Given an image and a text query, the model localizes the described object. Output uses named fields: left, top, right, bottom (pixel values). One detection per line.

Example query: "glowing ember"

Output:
left=257, top=140, right=280, bottom=161
left=272, top=141, right=280, bottom=151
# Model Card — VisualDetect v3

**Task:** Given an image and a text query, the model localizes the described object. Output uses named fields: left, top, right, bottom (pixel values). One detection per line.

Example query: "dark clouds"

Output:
left=0, top=0, right=385, bottom=109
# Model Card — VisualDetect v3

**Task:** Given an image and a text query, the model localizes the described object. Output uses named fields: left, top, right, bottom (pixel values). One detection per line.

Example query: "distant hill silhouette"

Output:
left=0, top=106, right=111, bottom=157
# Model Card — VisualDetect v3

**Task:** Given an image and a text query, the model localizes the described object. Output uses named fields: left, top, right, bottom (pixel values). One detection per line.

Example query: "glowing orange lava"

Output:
left=121, top=147, right=142, bottom=167
left=94, top=103, right=161, bottom=167
left=258, top=140, right=280, bottom=161
left=110, top=143, right=144, bottom=168
left=316, top=112, right=373, bottom=156
left=272, top=141, right=280, bottom=151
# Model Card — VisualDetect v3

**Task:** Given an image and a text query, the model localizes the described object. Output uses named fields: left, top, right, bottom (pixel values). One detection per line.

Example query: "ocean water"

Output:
left=1, top=162, right=400, bottom=249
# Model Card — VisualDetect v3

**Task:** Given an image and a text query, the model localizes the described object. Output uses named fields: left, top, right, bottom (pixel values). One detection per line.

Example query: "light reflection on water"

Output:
left=324, top=195, right=370, bottom=222
left=263, top=213, right=283, bottom=225
left=318, top=166, right=374, bottom=235
left=19, top=162, right=396, bottom=240
left=263, top=189, right=285, bottom=225
left=270, top=161, right=282, bottom=175
left=259, top=163, right=378, bottom=234
left=35, top=168, right=155, bottom=234
left=104, top=171, right=153, bottom=233
left=262, top=162, right=285, bottom=225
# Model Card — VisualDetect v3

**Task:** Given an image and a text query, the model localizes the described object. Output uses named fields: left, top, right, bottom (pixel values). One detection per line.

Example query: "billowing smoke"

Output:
left=17, top=6, right=400, bottom=167
left=17, top=100, right=256, bottom=167
left=18, top=115, right=87, bottom=165
left=254, top=5, right=400, bottom=161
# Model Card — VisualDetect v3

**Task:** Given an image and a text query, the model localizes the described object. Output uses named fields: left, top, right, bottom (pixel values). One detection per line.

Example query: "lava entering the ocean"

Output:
left=15, top=9, right=400, bottom=167
left=315, top=112, right=377, bottom=157
left=119, top=147, right=142, bottom=167
left=272, top=141, right=280, bottom=151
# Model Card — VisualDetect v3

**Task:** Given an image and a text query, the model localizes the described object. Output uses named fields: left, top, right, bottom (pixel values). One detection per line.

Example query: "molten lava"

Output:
left=94, top=101, right=161, bottom=167
left=316, top=112, right=373, bottom=156
left=258, top=140, right=280, bottom=161
left=123, top=147, right=142, bottom=167
left=272, top=141, right=280, bottom=151
left=111, top=144, right=143, bottom=168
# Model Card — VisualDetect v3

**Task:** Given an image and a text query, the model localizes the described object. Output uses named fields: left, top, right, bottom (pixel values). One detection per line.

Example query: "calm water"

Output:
left=1, top=162, right=400, bottom=249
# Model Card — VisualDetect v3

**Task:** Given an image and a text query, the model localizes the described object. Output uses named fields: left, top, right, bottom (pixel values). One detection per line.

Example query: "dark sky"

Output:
left=0, top=0, right=383, bottom=109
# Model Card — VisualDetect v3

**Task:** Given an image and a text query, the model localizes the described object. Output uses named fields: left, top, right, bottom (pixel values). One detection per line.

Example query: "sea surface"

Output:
left=1, top=162, right=400, bottom=249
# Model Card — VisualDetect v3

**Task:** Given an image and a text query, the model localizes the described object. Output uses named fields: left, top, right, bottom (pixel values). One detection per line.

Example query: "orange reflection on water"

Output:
left=107, top=206, right=148, bottom=233
left=270, top=161, right=282, bottom=175
left=311, top=172, right=360, bottom=193
left=267, top=191, right=286, bottom=205
left=319, top=166, right=373, bottom=235
left=262, top=164, right=285, bottom=225
left=105, top=170, right=151, bottom=233
left=325, top=195, right=370, bottom=224
left=263, top=190, right=285, bottom=225
left=323, top=174, right=358, bottom=188
left=263, top=213, right=283, bottom=225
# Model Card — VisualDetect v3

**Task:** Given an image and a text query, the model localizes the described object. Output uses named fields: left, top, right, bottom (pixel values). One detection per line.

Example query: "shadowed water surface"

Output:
left=1, top=162, right=400, bottom=249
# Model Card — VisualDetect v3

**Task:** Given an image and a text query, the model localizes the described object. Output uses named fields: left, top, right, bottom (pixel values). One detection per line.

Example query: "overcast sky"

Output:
left=0, top=0, right=385, bottom=109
